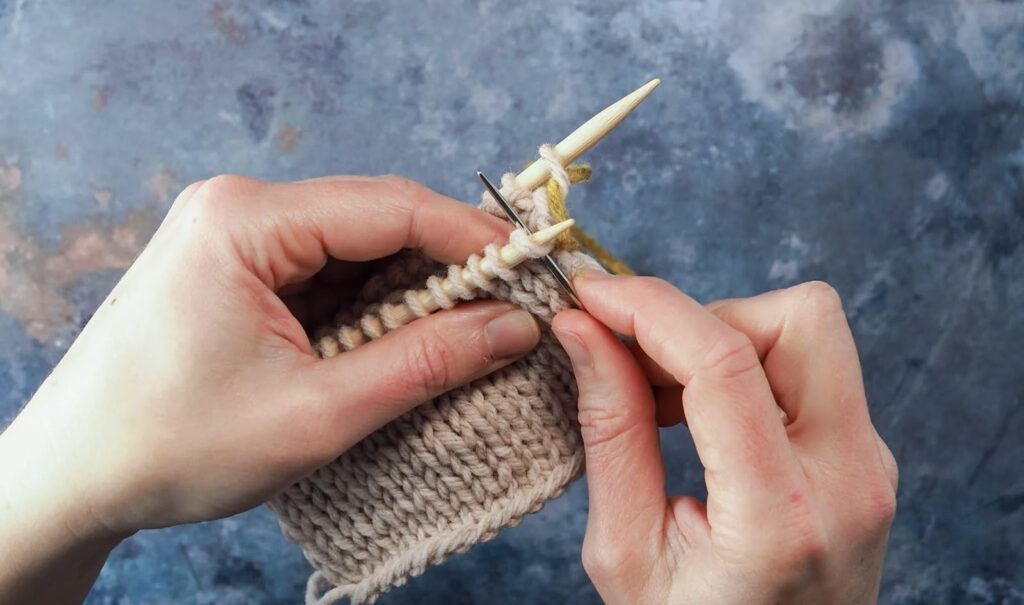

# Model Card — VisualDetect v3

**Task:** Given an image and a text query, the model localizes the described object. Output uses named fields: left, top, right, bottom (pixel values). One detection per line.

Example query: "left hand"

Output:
left=0, top=174, right=541, bottom=604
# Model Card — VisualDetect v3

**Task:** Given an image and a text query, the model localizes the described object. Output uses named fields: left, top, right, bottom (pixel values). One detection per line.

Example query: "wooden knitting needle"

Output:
left=514, top=78, right=660, bottom=191
left=326, top=80, right=661, bottom=354
left=335, top=219, right=576, bottom=350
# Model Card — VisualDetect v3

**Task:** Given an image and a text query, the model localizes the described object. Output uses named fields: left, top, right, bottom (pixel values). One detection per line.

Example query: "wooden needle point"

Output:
left=491, top=218, right=575, bottom=267
left=534, top=218, right=576, bottom=241
left=514, top=78, right=660, bottom=191
left=324, top=78, right=663, bottom=355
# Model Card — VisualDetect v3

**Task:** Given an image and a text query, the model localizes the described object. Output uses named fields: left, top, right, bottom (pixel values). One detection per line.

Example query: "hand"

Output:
left=0, top=175, right=542, bottom=603
left=552, top=273, right=898, bottom=605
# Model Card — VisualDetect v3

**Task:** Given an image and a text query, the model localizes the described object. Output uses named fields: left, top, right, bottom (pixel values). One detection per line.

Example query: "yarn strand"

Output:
left=273, top=145, right=629, bottom=605
left=314, top=222, right=572, bottom=356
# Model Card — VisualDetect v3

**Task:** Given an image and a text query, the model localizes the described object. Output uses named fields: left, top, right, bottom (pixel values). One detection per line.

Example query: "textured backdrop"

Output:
left=1, top=1, right=1022, bottom=604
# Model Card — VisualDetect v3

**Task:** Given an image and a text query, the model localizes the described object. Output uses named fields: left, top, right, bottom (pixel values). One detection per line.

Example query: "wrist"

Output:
left=0, top=399, right=131, bottom=561
left=0, top=418, right=123, bottom=603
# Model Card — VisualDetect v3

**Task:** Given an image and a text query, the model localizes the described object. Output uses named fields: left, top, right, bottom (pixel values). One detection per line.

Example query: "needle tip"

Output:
left=631, top=78, right=661, bottom=102
left=531, top=218, right=576, bottom=245
left=477, top=171, right=498, bottom=189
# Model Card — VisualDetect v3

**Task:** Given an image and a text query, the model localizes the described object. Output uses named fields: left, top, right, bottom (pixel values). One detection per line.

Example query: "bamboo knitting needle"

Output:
left=513, top=78, right=660, bottom=191
left=327, top=80, right=660, bottom=353
left=333, top=219, right=576, bottom=350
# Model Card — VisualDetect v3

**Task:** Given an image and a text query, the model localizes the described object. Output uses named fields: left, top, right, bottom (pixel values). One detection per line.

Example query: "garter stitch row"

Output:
left=269, top=145, right=605, bottom=604
left=318, top=227, right=555, bottom=353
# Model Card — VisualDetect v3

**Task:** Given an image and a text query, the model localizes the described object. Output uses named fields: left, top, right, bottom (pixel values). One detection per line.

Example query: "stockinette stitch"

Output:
left=269, top=145, right=606, bottom=604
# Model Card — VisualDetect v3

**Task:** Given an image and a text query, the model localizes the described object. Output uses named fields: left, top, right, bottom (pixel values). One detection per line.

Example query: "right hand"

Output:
left=552, top=272, right=897, bottom=605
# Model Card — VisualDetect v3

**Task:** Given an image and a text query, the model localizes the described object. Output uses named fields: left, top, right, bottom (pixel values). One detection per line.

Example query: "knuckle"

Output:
left=863, top=476, right=898, bottom=528
left=400, top=333, right=456, bottom=397
left=378, top=174, right=426, bottom=200
left=878, top=440, right=900, bottom=492
left=792, top=280, right=844, bottom=317
left=172, top=179, right=207, bottom=205
left=370, top=175, right=426, bottom=225
left=577, top=405, right=638, bottom=451
left=581, top=538, right=630, bottom=582
left=631, top=276, right=678, bottom=300
left=186, top=174, right=259, bottom=223
left=773, top=498, right=829, bottom=574
left=699, top=329, right=760, bottom=381
left=789, top=525, right=829, bottom=567
left=885, top=463, right=899, bottom=495
left=775, top=535, right=828, bottom=581
left=201, top=173, right=259, bottom=199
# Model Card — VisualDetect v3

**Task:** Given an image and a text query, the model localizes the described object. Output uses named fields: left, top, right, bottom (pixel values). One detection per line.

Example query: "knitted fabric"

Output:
left=269, top=147, right=602, bottom=604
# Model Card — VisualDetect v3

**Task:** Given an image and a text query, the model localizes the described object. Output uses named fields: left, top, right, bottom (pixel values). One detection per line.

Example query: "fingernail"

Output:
left=553, top=328, right=593, bottom=373
left=485, top=310, right=540, bottom=360
left=575, top=268, right=613, bottom=284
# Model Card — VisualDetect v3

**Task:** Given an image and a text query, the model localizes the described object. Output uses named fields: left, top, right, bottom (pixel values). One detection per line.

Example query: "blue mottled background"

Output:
left=1, top=1, right=1022, bottom=603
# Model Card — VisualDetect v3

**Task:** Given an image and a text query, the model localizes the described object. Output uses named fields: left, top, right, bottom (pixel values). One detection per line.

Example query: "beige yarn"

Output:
left=269, top=147, right=600, bottom=604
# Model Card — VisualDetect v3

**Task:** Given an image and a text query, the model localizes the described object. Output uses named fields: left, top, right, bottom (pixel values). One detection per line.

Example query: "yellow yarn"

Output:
left=566, top=226, right=636, bottom=276
left=545, top=164, right=635, bottom=276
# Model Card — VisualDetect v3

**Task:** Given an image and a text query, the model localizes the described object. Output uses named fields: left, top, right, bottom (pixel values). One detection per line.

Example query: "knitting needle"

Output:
left=326, top=80, right=661, bottom=354
left=479, top=79, right=660, bottom=305
left=478, top=171, right=583, bottom=308
left=324, top=218, right=577, bottom=354
left=513, top=78, right=660, bottom=191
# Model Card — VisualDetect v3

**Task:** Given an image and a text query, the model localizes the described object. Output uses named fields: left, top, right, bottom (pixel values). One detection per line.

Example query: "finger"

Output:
left=551, top=310, right=667, bottom=559
left=299, top=301, right=539, bottom=458
left=628, top=340, right=683, bottom=425
left=709, top=284, right=899, bottom=537
left=189, top=175, right=512, bottom=289
left=628, top=339, right=677, bottom=387
left=277, top=175, right=512, bottom=263
left=573, top=271, right=802, bottom=509
left=874, top=430, right=899, bottom=493
left=668, top=496, right=711, bottom=548
left=277, top=280, right=312, bottom=297
left=618, top=340, right=683, bottom=424
left=164, top=179, right=208, bottom=223
left=706, top=282, right=872, bottom=445
left=150, top=179, right=208, bottom=243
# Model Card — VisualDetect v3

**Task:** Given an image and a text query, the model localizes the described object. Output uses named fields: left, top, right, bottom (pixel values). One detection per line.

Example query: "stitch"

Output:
left=270, top=148, right=610, bottom=604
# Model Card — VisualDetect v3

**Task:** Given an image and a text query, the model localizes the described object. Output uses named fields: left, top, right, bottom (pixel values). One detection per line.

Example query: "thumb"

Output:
left=551, top=310, right=666, bottom=573
left=303, top=300, right=540, bottom=454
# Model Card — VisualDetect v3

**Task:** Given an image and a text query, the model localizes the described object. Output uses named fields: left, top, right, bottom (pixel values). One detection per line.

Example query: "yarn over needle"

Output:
left=269, top=147, right=625, bottom=604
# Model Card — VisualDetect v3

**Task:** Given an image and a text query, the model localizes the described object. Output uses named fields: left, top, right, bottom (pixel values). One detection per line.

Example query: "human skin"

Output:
left=0, top=175, right=896, bottom=604
left=0, top=175, right=543, bottom=604
left=551, top=274, right=898, bottom=605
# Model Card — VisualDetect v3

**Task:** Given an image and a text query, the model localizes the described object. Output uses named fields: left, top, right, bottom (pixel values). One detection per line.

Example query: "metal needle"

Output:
left=478, top=171, right=583, bottom=309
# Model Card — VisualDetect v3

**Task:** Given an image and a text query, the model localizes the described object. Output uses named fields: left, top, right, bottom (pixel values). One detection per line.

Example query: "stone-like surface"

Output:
left=1, top=1, right=1022, bottom=603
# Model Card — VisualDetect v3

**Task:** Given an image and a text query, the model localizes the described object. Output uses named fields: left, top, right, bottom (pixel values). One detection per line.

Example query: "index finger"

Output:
left=185, top=175, right=514, bottom=290
left=574, top=272, right=803, bottom=516
left=268, top=175, right=512, bottom=264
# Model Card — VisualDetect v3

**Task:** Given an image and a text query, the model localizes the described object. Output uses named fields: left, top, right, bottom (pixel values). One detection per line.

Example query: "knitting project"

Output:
left=268, top=146, right=604, bottom=604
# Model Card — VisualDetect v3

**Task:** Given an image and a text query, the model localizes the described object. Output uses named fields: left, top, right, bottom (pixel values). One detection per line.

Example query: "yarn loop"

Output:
left=271, top=147, right=626, bottom=604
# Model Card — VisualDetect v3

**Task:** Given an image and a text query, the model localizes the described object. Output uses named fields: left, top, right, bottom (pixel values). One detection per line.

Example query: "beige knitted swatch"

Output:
left=269, top=153, right=599, bottom=604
